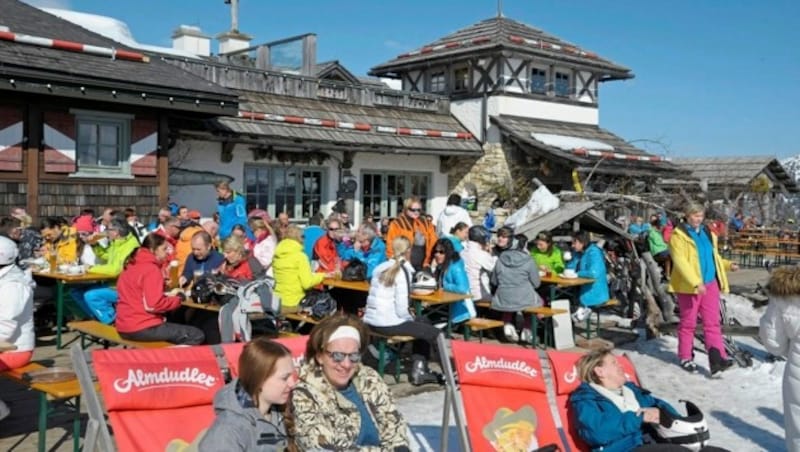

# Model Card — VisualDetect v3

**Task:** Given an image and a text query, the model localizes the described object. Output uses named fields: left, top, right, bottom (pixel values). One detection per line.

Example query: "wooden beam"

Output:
left=157, top=114, right=169, bottom=208
left=26, top=105, right=41, bottom=222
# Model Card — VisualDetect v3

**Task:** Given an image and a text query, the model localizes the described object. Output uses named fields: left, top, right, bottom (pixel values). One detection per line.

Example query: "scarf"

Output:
left=590, top=382, right=641, bottom=413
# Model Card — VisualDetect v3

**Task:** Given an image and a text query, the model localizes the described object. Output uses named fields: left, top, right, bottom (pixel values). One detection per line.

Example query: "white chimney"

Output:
left=217, top=30, right=252, bottom=55
left=172, top=25, right=211, bottom=57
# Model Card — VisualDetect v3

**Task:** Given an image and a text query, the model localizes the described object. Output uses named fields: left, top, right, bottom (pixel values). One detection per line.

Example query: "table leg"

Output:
left=56, top=280, right=65, bottom=350
left=531, top=314, right=539, bottom=348
left=73, top=396, right=81, bottom=452
left=414, top=301, right=422, bottom=317
left=38, top=392, right=47, bottom=452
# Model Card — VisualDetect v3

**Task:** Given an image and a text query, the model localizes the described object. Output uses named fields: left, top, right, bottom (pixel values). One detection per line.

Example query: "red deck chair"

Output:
left=444, top=339, right=564, bottom=452
left=546, top=350, right=640, bottom=452
left=220, top=335, right=309, bottom=377
left=92, top=345, right=225, bottom=451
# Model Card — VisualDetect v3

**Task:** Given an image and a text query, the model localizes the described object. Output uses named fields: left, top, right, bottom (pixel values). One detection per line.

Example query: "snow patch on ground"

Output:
left=397, top=297, right=787, bottom=451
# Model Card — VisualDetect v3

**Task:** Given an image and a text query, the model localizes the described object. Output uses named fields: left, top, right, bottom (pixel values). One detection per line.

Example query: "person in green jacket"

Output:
left=647, top=219, right=671, bottom=278
left=273, top=225, right=336, bottom=313
left=530, top=231, right=565, bottom=275
left=71, top=218, right=140, bottom=324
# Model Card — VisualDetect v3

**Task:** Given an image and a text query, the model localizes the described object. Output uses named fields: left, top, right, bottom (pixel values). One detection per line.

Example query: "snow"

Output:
left=531, top=133, right=615, bottom=152
left=40, top=8, right=202, bottom=59
left=396, top=294, right=788, bottom=451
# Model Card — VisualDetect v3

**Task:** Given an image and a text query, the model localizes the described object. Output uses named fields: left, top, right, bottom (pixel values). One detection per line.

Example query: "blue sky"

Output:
left=23, top=0, right=800, bottom=159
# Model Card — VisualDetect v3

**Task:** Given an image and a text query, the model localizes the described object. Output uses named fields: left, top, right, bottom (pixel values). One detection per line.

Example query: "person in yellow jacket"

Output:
left=668, top=203, right=738, bottom=376
left=272, top=225, right=336, bottom=313
left=40, top=217, right=79, bottom=265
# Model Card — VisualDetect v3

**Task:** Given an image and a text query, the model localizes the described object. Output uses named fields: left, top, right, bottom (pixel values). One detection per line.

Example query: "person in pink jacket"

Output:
left=115, top=234, right=204, bottom=345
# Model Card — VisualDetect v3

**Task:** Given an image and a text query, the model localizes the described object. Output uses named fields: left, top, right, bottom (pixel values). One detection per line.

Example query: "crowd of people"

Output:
left=0, top=185, right=746, bottom=448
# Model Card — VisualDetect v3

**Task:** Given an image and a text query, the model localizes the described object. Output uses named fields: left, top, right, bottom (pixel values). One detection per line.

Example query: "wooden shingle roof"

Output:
left=371, top=16, right=631, bottom=79
left=210, top=91, right=482, bottom=155
left=0, top=0, right=235, bottom=103
left=493, top=115, right=681, bottom=177
left=672, top=157, right=798, bottom=193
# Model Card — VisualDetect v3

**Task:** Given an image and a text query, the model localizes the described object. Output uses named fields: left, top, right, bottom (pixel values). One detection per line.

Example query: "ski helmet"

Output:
left=651, top=400, right=710, bottom=451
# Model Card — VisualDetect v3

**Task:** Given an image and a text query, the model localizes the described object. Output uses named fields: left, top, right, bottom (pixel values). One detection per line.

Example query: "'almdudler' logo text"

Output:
left=113, top=367, right=217, bottom=393
left=464, top=356, right=539, bottom=378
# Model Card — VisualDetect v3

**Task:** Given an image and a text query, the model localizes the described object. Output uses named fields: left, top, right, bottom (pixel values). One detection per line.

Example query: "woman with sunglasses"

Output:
left=432, top=238, right=474, bottom=325
left=385, top=197, right=437, bottom=272
left=291, top=315, right=409, bottom=450
left=201, top=337, right=298, bottom=451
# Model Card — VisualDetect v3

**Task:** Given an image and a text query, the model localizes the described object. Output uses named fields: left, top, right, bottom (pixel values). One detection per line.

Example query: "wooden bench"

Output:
left=68, top=320, right=174, bottom=349
left=464, top=318, right=505, bottom=342
left=524, top=306, right=569, bottom=347
left=1, top=362, right=83, bottom=452
left=368, top=332, right=415, bottom=382
left=584, top=299, right=621, bottom=339
left=282, top=312, right=320, bottom=334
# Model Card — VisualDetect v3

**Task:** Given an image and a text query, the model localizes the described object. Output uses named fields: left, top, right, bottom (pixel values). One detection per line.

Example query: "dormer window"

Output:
left=555, top=71, right=571, bottom=97
left=531, top=68, right=547, bottom=94
left=430, top=71, right=446, bottom=93
left=453, top=67, right=469, bottom=92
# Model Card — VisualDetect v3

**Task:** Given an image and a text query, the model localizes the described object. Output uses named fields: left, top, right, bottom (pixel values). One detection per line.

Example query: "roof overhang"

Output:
left=513, top=200, right=632, bottom=240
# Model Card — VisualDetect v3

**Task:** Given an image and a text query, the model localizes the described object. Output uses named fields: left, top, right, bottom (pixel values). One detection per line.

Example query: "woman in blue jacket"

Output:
left=570, top=349, right=726, bottom=452
left=567, top=231, right=609, bottom=321
left=432, top=238, right=472, bottom=324
left=336, top=224, right=387, bottom=279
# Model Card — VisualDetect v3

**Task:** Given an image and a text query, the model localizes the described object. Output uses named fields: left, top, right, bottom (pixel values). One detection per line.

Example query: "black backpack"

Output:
left=342, top=259, right=367, bottom=281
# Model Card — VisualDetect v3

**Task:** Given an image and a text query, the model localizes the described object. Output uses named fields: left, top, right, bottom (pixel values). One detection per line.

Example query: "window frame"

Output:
left=429, top=70, right=446, bottom=93
left=361, top=170, right=432, bottom=219
left=530, top=67, right=547, bottom=94
left=554, top=71, right=571, bottom=98
left=453, top=66, right=469, bottom=92
left=243, top=164, right=327, bottom=221
left=69, top=109, right=133, bottom=179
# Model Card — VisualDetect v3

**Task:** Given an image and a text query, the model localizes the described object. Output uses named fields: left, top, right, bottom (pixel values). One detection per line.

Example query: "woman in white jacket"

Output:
left=461, top=225, right=496, bottom=302
left=364, top=236, right=442, bottom=386
left=0, top=236, right=34, bottom=421
left=760, top=265, right=800, bottom=452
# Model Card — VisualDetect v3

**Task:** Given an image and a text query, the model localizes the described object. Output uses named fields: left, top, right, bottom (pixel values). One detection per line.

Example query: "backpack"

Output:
left=218, top=277, right=280, bottom=343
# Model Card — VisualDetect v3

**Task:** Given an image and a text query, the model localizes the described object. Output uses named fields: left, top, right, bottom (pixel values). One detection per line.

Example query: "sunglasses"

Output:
left=433, top=249, right=446, bottom=255
left=328, top=227, right=340, bottom=231
left=326, top=350, right=362, bottom=364
left=408, top=208, right=422, bottom=213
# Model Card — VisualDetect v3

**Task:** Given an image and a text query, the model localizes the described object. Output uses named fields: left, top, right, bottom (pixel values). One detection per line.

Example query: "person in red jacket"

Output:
left=218, top=236, right=263, bottom=281
left=314, top=216, right=345, bottom=273
left=115, top=234, right=204, bottom=345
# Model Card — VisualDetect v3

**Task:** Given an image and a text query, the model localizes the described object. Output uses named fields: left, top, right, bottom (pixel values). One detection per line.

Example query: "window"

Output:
left=530, top=68, right=547, bottom=94
left=555, top=72, right=571, bottom=97
left=362, top=171, right=431, bottom=218
left=73, top=111, right=131, bottom=176
left=453, top=67, right=469, bottom=92
left=244, top=165, right=325, bottom=220
left=430, top=71, right=445, bottom=93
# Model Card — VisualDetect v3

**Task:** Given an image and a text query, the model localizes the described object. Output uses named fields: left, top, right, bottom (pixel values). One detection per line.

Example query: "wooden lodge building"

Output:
left=370, top=16, right=683, bottom=207
left=2, top=0, right=684, bottom=225
left=0, top=0, right=237, bottom=221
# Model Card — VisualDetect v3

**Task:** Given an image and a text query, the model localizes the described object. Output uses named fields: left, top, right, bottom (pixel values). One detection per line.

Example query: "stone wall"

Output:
left=445, top=142, right=514, bottom=219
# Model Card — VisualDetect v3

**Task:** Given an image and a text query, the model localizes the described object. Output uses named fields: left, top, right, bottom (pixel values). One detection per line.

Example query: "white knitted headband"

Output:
left=327, top=326, right=361, bottom=346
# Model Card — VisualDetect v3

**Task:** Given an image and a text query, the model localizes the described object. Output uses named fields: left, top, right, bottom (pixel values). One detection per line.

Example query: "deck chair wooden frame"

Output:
left=70, top=343, right=115, bottom=452
left=438, top=333, right=471, bottom=452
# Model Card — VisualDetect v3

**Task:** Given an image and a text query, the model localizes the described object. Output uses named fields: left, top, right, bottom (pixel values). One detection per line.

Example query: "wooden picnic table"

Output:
left=33, top=270, right=118, bottom=349
left=539, top=274, right=595, bottom=301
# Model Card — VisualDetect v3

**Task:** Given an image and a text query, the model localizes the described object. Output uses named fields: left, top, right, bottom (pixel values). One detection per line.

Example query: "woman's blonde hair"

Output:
left=283, top=225, right=303, bottom=243
left=684, top=202, right=705, bottom=217
left=576, top=349, right=613, bottom=385
left=380, top=236, right=411, bottom=287
left=403, top=196, right=422, bottom=211
left=222, top=235, right=247, bottom=256
left=248, top=217, right=274, bottom=236
left=304, top=314, right=368, bottom=363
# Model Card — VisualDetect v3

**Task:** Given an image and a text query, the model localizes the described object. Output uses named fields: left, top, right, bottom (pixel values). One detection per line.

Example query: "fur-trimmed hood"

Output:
left=767, top=265, right=800, bottom=297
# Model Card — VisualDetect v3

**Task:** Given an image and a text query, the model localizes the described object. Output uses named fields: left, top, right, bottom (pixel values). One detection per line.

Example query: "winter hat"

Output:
left=0, top=236, right=18, bottom=265
left=248, top=209, right=271, bottom=223
left=188, top=210, right=202, bottom=220
left=73, top=215, right=95, bottom=233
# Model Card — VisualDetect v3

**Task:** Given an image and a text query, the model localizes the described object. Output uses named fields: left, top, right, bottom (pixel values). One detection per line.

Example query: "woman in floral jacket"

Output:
left=291, top=315, right=409, bottom=451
